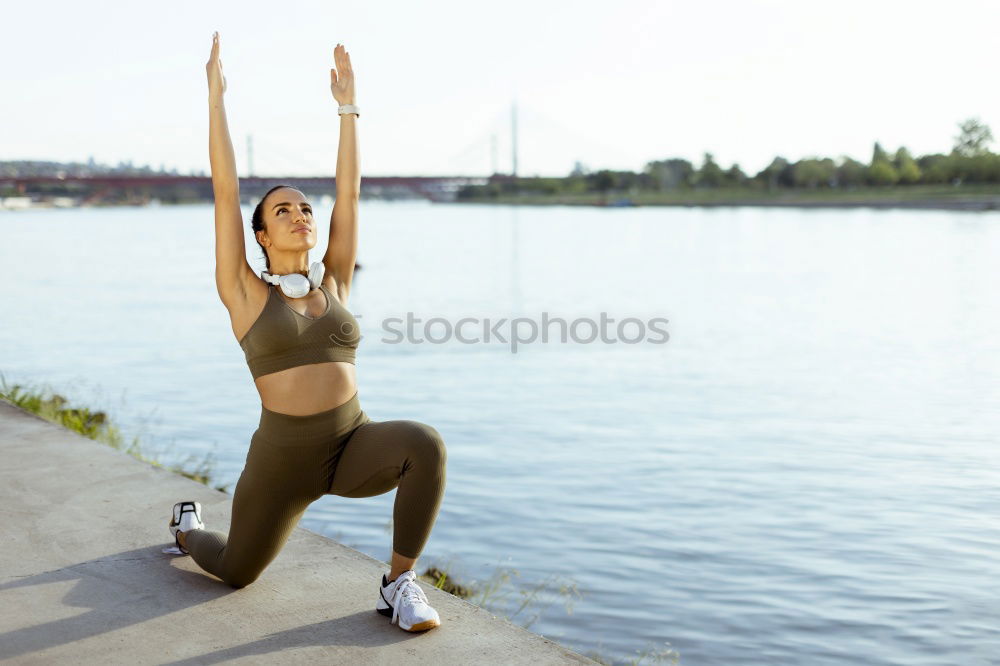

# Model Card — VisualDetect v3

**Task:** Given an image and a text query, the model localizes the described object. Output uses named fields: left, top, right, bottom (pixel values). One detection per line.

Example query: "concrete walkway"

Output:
left=0, top=398, right=594, bottom=664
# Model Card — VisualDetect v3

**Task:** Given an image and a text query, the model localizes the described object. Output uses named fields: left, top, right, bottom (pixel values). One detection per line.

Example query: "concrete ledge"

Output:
left=0, top=398, right=593, bottom=664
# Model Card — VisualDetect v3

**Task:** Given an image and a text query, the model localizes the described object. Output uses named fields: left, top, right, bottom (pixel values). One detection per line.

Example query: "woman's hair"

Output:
left=250, top=184, right=300, bottom=271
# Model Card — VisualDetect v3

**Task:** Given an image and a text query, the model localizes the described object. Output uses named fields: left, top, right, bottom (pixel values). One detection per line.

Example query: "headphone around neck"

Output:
left=261, top=261, right=325, bottom=299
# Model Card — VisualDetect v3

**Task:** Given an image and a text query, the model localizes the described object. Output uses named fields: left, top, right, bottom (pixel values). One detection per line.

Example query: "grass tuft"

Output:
left=0, top=372, right=224, bottom=492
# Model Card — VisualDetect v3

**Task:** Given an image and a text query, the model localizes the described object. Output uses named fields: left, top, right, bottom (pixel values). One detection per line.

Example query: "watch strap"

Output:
left=338, top=104, right=361, bottom=117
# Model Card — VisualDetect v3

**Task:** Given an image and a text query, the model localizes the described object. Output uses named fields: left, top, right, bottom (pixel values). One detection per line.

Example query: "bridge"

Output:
left=0, top=174, right=505, bottom=206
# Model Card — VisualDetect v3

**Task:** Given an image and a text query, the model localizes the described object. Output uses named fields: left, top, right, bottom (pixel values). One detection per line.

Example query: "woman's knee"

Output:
left=218, top=556, right=268, bottom=589
left=224, top=569, right=261, bottom=589
left=407, top=421, right=447, bottom=467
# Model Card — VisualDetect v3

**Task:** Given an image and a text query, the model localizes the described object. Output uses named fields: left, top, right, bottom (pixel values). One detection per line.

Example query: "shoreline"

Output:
left=450, top=193, right=1000, bottom=212
left=5, top=191, right=1000, bottom=213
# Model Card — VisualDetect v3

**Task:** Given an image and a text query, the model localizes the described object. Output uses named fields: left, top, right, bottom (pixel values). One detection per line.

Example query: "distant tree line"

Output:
left=644, top=117, right=995, bottom=190
left=460, top=117, right=1000, bottom=198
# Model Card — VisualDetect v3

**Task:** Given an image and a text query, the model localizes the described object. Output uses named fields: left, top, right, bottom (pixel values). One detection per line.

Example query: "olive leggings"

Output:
left=184, top=391, right=447, bottom=588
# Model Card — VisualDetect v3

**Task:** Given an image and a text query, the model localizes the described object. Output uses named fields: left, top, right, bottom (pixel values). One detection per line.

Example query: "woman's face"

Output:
left=263, top=188, right=315, bottom=250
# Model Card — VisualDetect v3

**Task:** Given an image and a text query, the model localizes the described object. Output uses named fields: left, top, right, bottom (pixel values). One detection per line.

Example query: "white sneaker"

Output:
left=376, top=569, right=442, bottom=632
left=167, top=501, right=204, bottom=554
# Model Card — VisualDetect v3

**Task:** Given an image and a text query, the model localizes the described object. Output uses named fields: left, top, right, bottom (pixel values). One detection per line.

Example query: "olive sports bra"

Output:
left=238, top=282, right=361, bottom=379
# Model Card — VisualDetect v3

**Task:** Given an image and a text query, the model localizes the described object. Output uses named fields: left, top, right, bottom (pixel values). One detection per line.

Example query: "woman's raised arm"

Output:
left=323, top=43, right=360, bottom=306
left=206, top=31, right=253, bottom=308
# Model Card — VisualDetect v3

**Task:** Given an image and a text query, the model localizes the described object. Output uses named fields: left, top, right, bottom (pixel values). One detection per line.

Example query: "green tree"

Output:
left=586, top=169, right=616, bottom=192
left=953, top=117, right=994, bottom=157
left=916, top=153, right=954, bottom=184
left=643, top=158, right=694, bottom=190
left=793, top=158, right=836, bottom=188
left=868, top=141, right=898, bottom=185
left=695, top=152, right=725, bottom=188
left=756, top=156, right=793, bottom=190
left=616, top=170, right=643, bottom=191
left=836, top=156, right=867, bottom=188
left=867, top=160, right=899, bottom=186
left=951, top=153, right=1000, bottom=183
left=893, top=147, right=922, bottom=184
left=725, top=163, right=748, bottom=187
left=871, top=141, right=890, bottom=165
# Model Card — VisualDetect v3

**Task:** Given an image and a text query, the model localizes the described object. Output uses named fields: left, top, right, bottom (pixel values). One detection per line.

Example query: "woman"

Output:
left=166, top=32, right=447, bottom=633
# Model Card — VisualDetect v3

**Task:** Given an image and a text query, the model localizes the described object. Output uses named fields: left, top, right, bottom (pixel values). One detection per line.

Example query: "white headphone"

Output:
left=262, top=261, right=326, bottom=299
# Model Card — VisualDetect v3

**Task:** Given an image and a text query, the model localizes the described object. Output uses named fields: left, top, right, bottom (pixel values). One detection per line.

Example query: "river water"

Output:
left=3, top=201, right=999, bottom=664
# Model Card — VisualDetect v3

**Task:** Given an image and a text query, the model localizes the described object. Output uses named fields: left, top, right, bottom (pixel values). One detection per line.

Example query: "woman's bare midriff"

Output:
left=254, top=361, right=358, bottom=416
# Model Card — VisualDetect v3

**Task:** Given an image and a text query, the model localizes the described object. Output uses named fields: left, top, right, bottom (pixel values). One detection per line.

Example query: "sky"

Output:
left=3, top=0, right=999, bottom=178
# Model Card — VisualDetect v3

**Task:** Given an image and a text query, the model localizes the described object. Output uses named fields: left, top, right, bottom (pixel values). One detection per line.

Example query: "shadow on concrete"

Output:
left=161, top=611, right=422, bottom=665
left=0, top=545, right=235, bottom=660
left=0, top=544, right=414, bottom=661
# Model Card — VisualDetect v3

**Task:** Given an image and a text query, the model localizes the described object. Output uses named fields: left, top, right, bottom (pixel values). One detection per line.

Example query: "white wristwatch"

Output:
left=338, top=104, right=361, bottom=117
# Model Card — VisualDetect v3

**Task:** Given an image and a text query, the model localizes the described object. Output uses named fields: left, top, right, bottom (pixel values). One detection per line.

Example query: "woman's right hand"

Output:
left=206, top=31, right=227, bottom=97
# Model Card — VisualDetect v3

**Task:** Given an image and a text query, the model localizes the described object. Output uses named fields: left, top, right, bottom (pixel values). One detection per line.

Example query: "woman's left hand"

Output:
left=330, top=43, right=356, bottom=106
